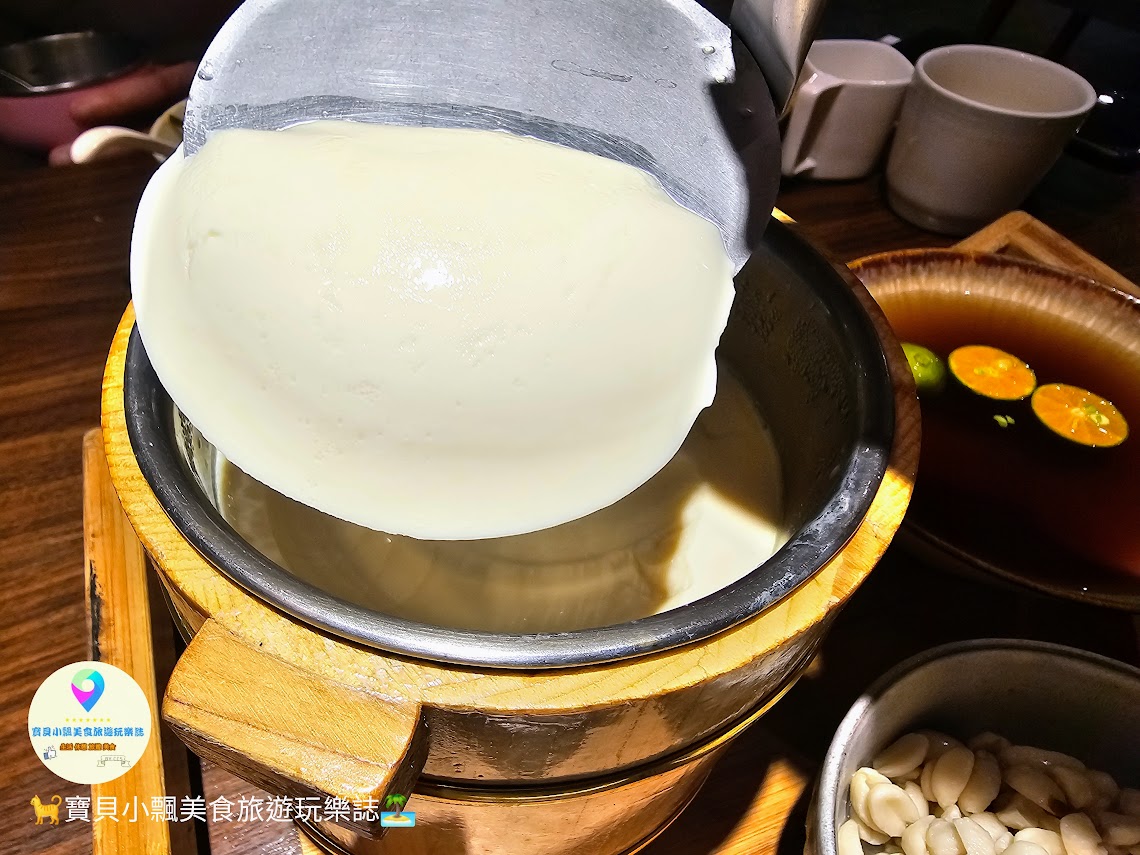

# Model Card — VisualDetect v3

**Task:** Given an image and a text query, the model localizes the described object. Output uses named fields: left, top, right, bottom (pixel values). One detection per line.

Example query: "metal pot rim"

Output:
left=0, top=31, right=139, bottom=96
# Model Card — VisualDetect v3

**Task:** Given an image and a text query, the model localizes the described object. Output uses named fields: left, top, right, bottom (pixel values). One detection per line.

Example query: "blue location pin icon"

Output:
left=71, top=669, right=105, bottom=713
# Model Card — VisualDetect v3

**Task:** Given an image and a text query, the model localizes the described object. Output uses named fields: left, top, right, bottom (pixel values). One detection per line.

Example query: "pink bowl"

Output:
left=0, top=87, right=95, bottom=151
left=0, top=31, right=139, bottom=152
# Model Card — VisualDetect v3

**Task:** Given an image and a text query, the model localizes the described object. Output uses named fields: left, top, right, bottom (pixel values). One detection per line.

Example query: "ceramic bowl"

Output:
left=810, top=639, right=1140, bottom=855
left=852, top=249, right=1140, bottom=610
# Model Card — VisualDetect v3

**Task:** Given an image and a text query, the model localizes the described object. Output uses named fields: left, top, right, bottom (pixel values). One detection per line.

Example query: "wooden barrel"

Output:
left=100, top=263, right=918, bottom=852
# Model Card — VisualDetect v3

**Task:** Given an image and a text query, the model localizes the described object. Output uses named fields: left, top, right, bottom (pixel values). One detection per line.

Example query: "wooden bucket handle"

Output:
left=163, top=618, right=427, bottom=838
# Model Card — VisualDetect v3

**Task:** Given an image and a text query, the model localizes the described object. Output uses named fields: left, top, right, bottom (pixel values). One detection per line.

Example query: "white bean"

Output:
left=922, top=762, right=938, bottom=803
left=1060, top=812, right=1109, bottom=855
left=1050, top=767, right=1096, bottom=811
left=1002, top=842, right=1049, bottom=855
left=856, top=815, right=891, bottom=845
left=1119, top=790, right=1140, bottom=818
left=995, top=794, right=1061, bottom=832
left=906, top=781, right=931, bottom=819
left=960, top=752, right=1003, bottom=815
left=853, top=768, right=894, bottom=830
left=934, top=747, right=977, bottom=808
left=995, top=833, right=1014, bottom=855
left=928, top=818, right=966, bottom=855
left=1014, top=828, right=1065, bottom=855
left=972, top=813, right=1009, bottom=842
left=923, top=732, right=966, bottom=762
left=877, top=734, right=933, bottom=779
left=1101, top=813, right=1140, bottom=847
left=904, top=817, right=936, bottom=855
left=941, top=806, right=964, bottom=822
left=1127, top=846, right=1140, bottom=855
left=1005, top=766, right=1067, bottom=814
left=838, top=818, right=865, bottom=855
left=970, top=733, right=1013, bottom=755
left=869, top=783, right=922, bottom=838
left=955, top=818, right=998, bottom=855
left=1000, top=746, right=1086, bottom=772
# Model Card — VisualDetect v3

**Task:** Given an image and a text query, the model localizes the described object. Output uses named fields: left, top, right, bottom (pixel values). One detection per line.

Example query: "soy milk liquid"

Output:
left=132, top=121, right=738, bottom=541
left=217, top=366, right=783, bottom=632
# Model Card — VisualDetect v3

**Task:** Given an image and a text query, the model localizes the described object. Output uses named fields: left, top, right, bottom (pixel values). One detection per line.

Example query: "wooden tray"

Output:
left=954, top=210, right=1140, bottom=298
left=84, top=211, right=1137, bottom=855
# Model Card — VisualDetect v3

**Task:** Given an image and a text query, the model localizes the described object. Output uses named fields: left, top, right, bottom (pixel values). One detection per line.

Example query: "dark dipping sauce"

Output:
left=879, top=287, right=1140, bottom=594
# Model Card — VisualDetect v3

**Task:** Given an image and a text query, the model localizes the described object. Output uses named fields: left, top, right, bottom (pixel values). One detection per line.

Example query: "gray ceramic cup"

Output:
left=886, top=45, right=1096, bottom=235
left=808, top=639, right=1140, bottom=855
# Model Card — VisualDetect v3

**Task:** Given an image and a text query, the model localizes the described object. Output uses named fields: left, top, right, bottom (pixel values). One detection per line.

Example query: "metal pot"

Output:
left=809, top=640, right=1140, bottom=855
left=122, top=218, right=895, bottom=669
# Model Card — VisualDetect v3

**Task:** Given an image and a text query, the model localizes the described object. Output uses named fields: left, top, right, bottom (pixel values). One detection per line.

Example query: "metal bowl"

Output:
left=0, top=31, right=139, bottom=96
left=811, top=639, right=1140, bottom=855
left=122, top=218, right=894, bottom=668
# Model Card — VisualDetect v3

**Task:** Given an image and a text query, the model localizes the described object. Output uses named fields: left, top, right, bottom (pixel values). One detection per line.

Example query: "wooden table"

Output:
left=2, top=155, right=1137, bottom=855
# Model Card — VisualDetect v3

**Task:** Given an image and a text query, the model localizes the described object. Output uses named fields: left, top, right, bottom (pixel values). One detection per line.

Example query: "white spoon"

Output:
left=70, top=126, right=176, bottom=164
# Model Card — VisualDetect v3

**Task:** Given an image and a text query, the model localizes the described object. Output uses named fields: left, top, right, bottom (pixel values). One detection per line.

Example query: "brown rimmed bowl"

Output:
left=852, top=248, right=1140, bottom=611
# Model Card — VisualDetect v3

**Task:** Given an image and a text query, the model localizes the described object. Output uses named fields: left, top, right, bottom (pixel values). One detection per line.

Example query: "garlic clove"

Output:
left=969, top=733, right=1013, bottom=755
left=922, top=732, right=966, bottom=763
left=933, top=748, right=977, bottom=809
left=852, top=767, right=894, bottom=831
left=1002, top=841, right=1049, bottom=855
left=928, top=818, right=967, bottom=855
left=972, top=813, right=1009, bottom=842
left=1060, top=812, right=1109, bottom=855
left=1050, top=767, right=1096, bottom=811
left=838, top=818, right=865, bottom=855
left=856, top=815, right=891, bottom=845
left=1100, top=812, right=1140, bottom=847
left=904, top=817, right=937, bottom=855
left=876, top=734, right=932, bottom=780
left=960, top=752, right=1002, bottom=815
left=868, top=783, right=922, bottom=838
left=1014, top=828, right=1065, bottom=855
left=999, top=747, right=1086, bottom=772
left=955, top=818, right=998, bottom=855
left=1005, top=766, right=1067, bottom=815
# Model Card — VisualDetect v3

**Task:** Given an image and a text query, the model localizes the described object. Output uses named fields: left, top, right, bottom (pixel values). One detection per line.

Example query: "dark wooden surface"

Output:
left=1, top=153, right=1137, bottom=855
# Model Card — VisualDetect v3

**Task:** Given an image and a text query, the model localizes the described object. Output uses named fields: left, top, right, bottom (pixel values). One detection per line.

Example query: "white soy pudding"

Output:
left=131, top=121, right=737, bottom=540
left=217, top=367, right=785, bottom=633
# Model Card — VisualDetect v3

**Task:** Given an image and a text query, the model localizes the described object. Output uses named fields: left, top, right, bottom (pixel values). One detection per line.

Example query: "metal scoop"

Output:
left=182, top=0, right=824, bottom=270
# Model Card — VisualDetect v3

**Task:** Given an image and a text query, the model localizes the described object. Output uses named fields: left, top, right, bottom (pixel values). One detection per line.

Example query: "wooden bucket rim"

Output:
left=101, top=297, right=918, bottom=714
